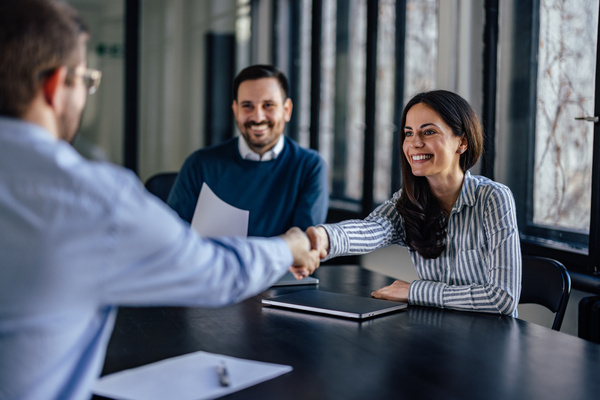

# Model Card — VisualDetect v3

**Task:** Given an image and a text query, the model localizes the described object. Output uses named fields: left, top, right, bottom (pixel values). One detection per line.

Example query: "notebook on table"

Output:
left=261, top=290, right=407, bottom=320
left=271, top=271, right=319, bottom=287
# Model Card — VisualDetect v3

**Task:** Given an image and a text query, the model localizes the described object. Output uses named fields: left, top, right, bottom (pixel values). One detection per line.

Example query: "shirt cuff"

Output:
left=269, top=236, right=295, bottom=268
left=408, top=280, right=446, bottom=308
left=319, top=224, right=350, bottom=261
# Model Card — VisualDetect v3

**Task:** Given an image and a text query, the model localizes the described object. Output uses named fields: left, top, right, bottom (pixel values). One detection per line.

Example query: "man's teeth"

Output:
left=412, top=155, right=432, bottom=161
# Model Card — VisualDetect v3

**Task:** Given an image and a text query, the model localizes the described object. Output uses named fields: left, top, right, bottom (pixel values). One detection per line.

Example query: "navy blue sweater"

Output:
left=167, top=137, right=328, bottom=237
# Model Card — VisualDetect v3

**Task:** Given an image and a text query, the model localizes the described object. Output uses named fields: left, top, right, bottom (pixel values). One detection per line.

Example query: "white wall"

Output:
left=138, top=0, right=238, bottom=183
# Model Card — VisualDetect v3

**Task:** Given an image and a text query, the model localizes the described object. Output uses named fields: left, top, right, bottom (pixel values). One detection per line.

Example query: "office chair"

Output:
left=144, top=172, right=178, bottom=203
left=519, top=255, right=571, bottom=331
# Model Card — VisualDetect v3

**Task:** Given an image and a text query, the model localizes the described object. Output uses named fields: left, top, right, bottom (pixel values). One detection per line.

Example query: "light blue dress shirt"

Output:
left=0, top=117, right=293, bottom=400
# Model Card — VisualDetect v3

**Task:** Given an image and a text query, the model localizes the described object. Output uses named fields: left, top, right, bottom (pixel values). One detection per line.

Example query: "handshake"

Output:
left=280, top=226, right=329, bottom=280
left=280, top=225, right=410, bottom=302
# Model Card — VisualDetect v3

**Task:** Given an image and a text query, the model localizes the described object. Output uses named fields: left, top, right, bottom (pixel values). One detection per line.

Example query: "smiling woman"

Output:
left=398, top=90, right=483, bottom=258
left=306, top=90, right=522, bottom=317
left=402, top=103, right=465, bottom=191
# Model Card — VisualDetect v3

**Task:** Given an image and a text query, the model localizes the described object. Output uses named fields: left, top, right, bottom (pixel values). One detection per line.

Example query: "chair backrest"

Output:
left=144, top=172, right=178, bottom=203
left=519, top=255, right=571, bottom=330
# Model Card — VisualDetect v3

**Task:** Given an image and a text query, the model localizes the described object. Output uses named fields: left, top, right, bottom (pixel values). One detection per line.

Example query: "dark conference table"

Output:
left=96, top=265, right=600, bottom=400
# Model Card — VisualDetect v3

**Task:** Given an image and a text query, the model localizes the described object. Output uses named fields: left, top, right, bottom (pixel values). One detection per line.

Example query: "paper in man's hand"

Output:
left=191, top=183, right=249, bottom=237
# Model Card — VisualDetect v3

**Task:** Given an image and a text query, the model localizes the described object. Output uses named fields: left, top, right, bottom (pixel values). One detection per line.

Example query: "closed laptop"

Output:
left=261, top=290, right=407, bottom=320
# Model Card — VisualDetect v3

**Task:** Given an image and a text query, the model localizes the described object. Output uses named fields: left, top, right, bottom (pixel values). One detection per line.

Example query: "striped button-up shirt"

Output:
left=322, top=171, right=521, bottom=316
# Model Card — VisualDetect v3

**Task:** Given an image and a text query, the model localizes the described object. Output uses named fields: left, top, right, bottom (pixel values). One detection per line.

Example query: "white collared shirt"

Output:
left=238, top=134, right=285, bottom=161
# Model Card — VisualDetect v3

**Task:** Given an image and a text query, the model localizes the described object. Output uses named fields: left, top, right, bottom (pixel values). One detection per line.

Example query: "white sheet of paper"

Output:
left=92, top=351, right=292, bottom=400
left=191, top=183, right=249, bottom=237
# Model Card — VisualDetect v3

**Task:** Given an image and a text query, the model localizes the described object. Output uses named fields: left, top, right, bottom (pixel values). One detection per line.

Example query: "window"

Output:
left=403, top=0, right=438, bottom=104
left=275, top=0, right=440, bottom=218
left=533, top=0, right=598, bottom=235
left=496, top=0, right=600, bottom=273
left=374, top=0, right=398, bottom=203
left=320, top=0, right=367, bottom=204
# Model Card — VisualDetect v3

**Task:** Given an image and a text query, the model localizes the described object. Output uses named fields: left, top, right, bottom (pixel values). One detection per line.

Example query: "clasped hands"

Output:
left=282, top=226, right=409, bottom=302
left=280, top=226, right=327, bottom=280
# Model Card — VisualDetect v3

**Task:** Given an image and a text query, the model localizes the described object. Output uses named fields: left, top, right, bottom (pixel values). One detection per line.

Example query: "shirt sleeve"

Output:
left=100, top=172, right=292, bottom=307
left=321, top=191, right=406, bottom=261
left=291, top=155, right=329, bottom=230
left=408, top=185, right=521, bottom=316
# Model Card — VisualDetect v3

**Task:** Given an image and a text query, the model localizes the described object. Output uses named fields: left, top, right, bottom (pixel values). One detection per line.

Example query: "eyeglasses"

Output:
left=68, top=67, right=102, bottom=95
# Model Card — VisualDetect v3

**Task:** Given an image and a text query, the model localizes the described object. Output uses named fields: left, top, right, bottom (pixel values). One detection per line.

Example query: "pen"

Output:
left=216, top=361, right=230, bottom=387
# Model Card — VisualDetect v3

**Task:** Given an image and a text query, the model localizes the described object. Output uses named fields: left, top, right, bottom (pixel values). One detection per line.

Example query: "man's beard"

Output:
left=242, top=120, right=276, bottom=149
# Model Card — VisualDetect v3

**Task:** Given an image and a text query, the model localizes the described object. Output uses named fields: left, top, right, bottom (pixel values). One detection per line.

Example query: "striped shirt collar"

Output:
left=238, top=135, right=285, bottom=161
left=453, top=171, right=480, bottom=213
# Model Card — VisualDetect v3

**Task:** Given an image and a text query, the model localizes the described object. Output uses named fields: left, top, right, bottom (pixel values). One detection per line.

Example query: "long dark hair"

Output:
left=397, top=90, right=483, bottom=258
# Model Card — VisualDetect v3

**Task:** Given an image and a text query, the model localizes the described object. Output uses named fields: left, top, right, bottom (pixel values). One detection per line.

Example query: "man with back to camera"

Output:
left=167, top=64, right=329, bottom=237
left=0, top=1, right=320, bottom=399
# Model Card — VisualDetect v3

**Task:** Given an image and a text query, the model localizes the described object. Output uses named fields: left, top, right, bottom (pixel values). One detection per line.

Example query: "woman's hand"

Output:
left=371, top=280, right=411, bottom=302
left=305, top=226, right=330, bottom=260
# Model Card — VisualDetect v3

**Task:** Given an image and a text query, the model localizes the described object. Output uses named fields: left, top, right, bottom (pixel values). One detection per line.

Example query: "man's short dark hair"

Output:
left=0, top=0, right=88, bottom=117
left=232, top=65, right=289, bottom=102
